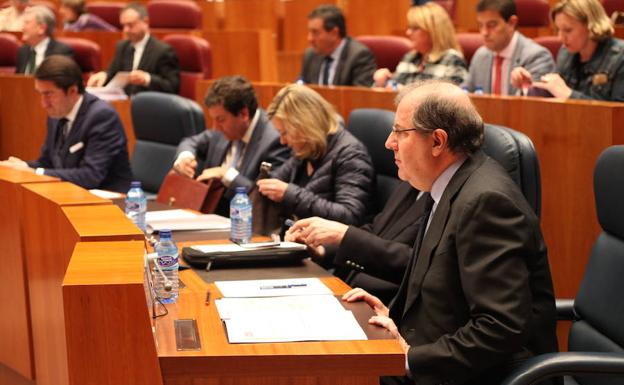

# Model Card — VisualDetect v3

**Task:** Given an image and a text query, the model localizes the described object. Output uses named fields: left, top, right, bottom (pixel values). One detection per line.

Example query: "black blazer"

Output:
left=105, top=35, right=180, bottom=95
left=333, top=182, right=424, bottom=303
left=388, top=152, right=558, bottom=385
left=15, top=39, right=74, bottom=73
left=300, top=37, right=376, bottom=87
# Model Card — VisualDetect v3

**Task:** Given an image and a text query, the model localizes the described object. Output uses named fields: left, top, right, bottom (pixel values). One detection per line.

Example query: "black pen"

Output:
left=205, top=290, right=211, bottom=305
left=260, top=283, right=308, bottom=290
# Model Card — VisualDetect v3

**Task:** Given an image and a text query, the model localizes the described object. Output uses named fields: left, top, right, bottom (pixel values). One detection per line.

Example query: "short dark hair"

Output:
left=204, top=76, right=258, bottom=117
left=412, top=93, right=484, bottom=154
left=61, top=0, right=86, bottom=16
left=476, top=0, right=517, bottom=21
left=35, top=55, right=85, bottom=94
left=308, top=4, right=346, bottom=38
left=122, top=2, right=148, bottom=19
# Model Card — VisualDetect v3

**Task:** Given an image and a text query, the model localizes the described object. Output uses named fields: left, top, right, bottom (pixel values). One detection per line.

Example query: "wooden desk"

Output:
left=19, top=182, right=144, bottom=385
left=0, top=169, right=58, bottom=381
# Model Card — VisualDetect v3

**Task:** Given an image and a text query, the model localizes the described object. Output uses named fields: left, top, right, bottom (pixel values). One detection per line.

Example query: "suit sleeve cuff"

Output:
left=35, top=168, right=45, bottom=175
left=222, top=167, right=239, bottom=187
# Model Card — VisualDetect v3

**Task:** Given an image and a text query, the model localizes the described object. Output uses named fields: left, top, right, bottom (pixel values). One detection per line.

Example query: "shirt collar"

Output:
left=329, top=38, right=347, bottom=61
left=495, top=31, right=518, bottom=59
left=132, top=33, right=150, bottom=50
left=430, top=155, right=467, bottom=205
left=241, top=109, right=260, bottom=145
left=64, top=95, right=84, bottom=124
left=33, top=37, right=50, bottom=55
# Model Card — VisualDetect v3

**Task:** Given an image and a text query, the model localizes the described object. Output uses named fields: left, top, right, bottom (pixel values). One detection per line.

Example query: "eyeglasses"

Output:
left=391, top=123, right=421, bottom=136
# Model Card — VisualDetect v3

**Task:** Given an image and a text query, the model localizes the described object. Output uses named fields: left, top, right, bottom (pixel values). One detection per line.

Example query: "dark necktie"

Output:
left=322, top=56, right=333, bottom=85
left=56, top=118, right=69, bottom=150
left=125, top=46, right=135, bottom=71
left=26, top=48, right=36, bottom=75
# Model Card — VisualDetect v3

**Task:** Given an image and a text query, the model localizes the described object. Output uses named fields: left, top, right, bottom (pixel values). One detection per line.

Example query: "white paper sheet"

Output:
left=223, top=308, right=367, bottom=343
left=89, top=189, right=124, bottom=199
left=146, top=212, right=230, bottom=232
left=215, top=277, right=331, bottom=298
left=215, top=294, right=346, bottom=320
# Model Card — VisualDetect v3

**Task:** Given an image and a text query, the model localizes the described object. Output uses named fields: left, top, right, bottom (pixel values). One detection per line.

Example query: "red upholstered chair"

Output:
left=355, top=35, right=413, bottom=71
left=147, top=0, right=201, bottom=29
left=515, top=0, right=550, bottom=27
left=85, top=1, right=124, bottom=29
left=534, top=36, right=562, bottom=61
left=162, top=34, right=211, bottom=100
left=456, top=32, right=484, bottom=66
left=56, top=37, right=102, bottom=81
left=0, top=32, right=21, bottom=73
left=603, top=0, right=624, bottom=22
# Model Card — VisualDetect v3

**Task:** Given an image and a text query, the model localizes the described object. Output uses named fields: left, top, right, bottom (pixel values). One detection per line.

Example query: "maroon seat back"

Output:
left=147, top=0, right=201, bottom=29
left=456, top=32, right=484, bottom=66
left=516, top=0, right=550, bottom=27
left=162, top=34, right=211, bottom=100
left=57, top=37, right=101, bottom=80
left=85, top=1, right=124, bottom=29
left=0, top=32, right=21, bottom=73
left=355, top=35, right=413, bottom=71
left=603, top=0, right=624, bottom=19
left=534, top=35, right=562, bottom=60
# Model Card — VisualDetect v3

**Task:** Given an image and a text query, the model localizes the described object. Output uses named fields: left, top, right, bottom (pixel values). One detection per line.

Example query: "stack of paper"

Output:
left=145, top=209, right=230, bottom=232
left=214, top=278, right=367, bottom=343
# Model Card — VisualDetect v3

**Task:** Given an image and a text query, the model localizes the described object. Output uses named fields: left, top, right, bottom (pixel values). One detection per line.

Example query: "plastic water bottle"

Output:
left=125, top=181, right=146, bottom=232
left=230, top=186, right=252, bottom=244
left=474, top=86, right=484, bottom=95
left=154, top=229, right=179, bottom=304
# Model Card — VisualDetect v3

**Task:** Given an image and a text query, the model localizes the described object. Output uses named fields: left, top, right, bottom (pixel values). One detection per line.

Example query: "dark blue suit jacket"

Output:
left=27, top=92, right=133, bottom=193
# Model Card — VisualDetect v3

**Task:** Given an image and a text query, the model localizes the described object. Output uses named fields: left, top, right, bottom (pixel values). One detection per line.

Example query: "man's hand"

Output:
left=0, top=156, right=34, bottom=172
left=256, top=178, right=289, bottom=202
left=87, top=71, right=107, bottom=87
left=342, top=287, right=389, bottom=317
left=127, top=70, right=150, bottom=86
left=510, top=67, right=533, bottom=90
left=173, top=156, right=197, bottom=178
left=286, top=216, right=348, bottom=248
left=369, top=314, right=410, bottom=353
left=196, top=166, right=226, bottom=182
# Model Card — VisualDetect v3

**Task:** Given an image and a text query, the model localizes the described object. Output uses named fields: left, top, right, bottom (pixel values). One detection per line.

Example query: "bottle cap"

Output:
left=130, top=181, right=141, bottom=188
left=159, top=229, right=172, bottom=239
left=235, top=186, right=247, bottom=193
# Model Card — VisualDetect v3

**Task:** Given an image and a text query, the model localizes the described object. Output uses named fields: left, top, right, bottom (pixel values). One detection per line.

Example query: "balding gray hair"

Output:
left=24, top=5, right=56, bottom=37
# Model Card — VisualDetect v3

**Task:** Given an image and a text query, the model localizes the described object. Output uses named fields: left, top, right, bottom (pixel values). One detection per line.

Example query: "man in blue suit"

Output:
left=173, top=76, right=289, bottom=215
left=0, top=55, right=133, bottom=193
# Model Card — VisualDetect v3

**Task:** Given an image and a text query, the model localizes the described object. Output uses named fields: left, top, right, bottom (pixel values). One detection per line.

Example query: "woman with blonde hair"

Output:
left=256, top=84, right=374, bottom=226
left=373, top=2, right=467, bottom=88
left=511, top=0, right=624, bottom=101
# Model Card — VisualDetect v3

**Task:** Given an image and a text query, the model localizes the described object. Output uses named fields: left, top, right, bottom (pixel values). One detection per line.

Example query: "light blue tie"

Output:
left=230, top=140, right=244, bottom=169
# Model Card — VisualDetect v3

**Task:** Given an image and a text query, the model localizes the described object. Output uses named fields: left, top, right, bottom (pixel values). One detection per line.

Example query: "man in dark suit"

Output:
left=86, top=2, right=179, bottom=95
left=15, top=5, right=73, bottom=74
left=300, top=4, right=376, bottom=87
left=1, top=56, right=133, bottom=193
left=343, top=81, right=558, bottom=385
left=172, top=76, right=290, bottom=216
left=285, top=182, right=424, bottom=303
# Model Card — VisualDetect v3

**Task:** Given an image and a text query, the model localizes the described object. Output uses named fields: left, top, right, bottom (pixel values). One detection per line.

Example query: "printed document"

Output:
left=215, top=277, right=331, bottom=298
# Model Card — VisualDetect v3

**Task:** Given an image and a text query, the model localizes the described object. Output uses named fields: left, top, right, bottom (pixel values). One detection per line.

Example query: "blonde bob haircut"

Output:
left=267, top=84, right=338, bottom=160
left=407, top=2, right=462, bottom=62
left=551, top=0, right=613, bottom=41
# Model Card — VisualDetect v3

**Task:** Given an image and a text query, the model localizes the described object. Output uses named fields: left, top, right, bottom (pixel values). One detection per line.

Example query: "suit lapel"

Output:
left=401, top=153, right=487, bottom=317
left=136, top=36, right=153, bottom=70
left=484, top=51, right=494, bottom=93
left=508, top=35, right=525, bottom=95
left=332, top=38, right=351, bottom=85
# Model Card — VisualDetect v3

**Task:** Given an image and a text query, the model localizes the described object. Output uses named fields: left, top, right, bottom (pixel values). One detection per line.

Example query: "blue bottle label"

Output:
left=158, top=255, right=178, bottom=267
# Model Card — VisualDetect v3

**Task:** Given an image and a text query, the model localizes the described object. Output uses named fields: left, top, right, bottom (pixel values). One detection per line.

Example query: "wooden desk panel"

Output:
left=19, top=182, right=144, bottom=385
left=0, top=171, right=58, bottom=381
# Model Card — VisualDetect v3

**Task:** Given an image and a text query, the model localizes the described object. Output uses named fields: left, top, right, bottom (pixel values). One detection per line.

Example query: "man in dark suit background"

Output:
left=300, top=4, right=376, bottom=87
left=0, top=55, right=133, bottom=193
left=86, top=2, right=179, bottom=95
left=172, top=76, right=290, bottom=216
left=15, top=5, right=73, bottom=74
left=343, top=80, right=557, bottom=385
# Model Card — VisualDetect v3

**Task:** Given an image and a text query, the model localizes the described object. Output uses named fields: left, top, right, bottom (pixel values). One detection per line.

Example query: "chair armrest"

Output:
left=500, top=352, right=624, bottom=385
left=556, top=299, right=576, bottom=320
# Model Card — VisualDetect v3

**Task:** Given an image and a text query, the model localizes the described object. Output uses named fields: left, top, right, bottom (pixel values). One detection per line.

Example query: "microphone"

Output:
left=146, top=252, right=172, bottom=292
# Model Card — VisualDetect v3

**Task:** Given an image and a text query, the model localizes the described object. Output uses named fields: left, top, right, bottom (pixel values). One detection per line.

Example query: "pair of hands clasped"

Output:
left=510, top=68, right=573, bottom=99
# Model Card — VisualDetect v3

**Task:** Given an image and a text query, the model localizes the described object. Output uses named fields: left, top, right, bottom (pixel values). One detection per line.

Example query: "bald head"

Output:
left=398, top=81, right=484, bottom=155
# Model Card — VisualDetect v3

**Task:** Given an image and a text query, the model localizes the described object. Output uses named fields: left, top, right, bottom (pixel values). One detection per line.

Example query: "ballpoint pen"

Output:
left=205, top=290, right=211, bottom=305
left=259, top=283, right=308, bottom=290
